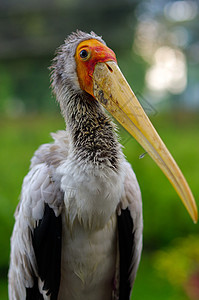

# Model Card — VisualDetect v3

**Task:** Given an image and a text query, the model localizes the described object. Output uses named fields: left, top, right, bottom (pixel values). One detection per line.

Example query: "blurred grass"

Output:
left=0, top=279, right=8, bottom=300
left=0, top=112, right=198, bottom=299
left=133, top=254, right=188, bottom=300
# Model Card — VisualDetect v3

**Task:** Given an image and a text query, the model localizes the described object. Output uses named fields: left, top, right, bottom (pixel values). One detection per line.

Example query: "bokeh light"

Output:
left=133, top=0, right=199, bottom=108
left=164, top=1, right=198, bottom=22
left=146, top=46, right=187, bottom=94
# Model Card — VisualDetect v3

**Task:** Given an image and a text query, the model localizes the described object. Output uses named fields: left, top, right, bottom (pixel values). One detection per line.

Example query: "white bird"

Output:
left=8, top=30, right=197, bottom=300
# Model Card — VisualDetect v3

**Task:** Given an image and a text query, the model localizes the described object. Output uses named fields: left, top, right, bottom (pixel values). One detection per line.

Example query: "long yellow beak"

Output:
left=93, top=61, right=198, bottom=223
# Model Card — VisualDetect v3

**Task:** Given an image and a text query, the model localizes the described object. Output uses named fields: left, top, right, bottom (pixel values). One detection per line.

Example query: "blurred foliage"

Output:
left=0, top=59, right=54, bottom=114
left=133, top=254, right=184, bottom=300
left=0, top=279, right=8, bottom=300
left=154, top=235, right=199, bottom=300
left=0, top=0, right=137, bottom=60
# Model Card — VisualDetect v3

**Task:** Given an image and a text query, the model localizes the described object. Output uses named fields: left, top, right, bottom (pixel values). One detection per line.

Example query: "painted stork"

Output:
left=8, top=30, right=197, bottom=300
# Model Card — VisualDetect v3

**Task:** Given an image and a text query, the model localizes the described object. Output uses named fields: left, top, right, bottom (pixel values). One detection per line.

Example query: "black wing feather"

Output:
left=117, top=208, right=135, bottom=300
left=31, top=204, right=62, bottom=300
left=26, top=276, right=44, bottom=300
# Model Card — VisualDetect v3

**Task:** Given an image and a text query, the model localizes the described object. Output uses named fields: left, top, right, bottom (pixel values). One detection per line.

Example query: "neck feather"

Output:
left=60, top=90, right=121, bottom=170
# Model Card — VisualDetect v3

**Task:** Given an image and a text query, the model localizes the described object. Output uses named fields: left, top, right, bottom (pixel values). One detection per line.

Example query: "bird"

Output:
left=8, top=30, right=197, bottom=300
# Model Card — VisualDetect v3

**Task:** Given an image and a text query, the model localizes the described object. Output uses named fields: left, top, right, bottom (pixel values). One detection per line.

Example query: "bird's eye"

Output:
left=80, top=49, right=89, bottom=60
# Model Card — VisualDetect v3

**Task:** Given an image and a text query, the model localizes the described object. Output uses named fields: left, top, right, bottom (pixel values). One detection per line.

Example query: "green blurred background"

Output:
left=0, top=0, right=199, bottom=299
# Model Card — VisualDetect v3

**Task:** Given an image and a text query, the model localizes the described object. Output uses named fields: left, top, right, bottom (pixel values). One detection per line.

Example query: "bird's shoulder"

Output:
left=30, top=130, right=69, bottom=168
left=15, top=130, right=68, bottom=221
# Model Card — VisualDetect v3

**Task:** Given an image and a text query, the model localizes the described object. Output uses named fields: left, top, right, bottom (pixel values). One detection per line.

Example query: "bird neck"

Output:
left=61, top=91, right=122, bottom=170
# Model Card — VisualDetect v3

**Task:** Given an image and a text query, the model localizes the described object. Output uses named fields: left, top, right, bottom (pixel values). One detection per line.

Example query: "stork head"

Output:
left=51, top=31, right=107, bottom=98
left=51, top=30, right=197, bottom=223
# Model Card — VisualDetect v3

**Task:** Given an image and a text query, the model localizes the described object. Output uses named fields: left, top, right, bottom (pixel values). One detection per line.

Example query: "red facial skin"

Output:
left=75, top=39, right=117, bottom=97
